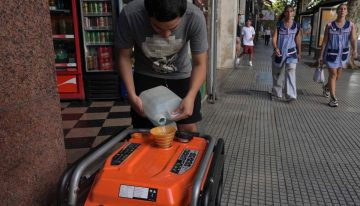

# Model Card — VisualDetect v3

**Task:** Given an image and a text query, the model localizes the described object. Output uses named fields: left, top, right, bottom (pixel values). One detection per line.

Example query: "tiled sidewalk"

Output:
left=199, top=41, right=360, bottom=205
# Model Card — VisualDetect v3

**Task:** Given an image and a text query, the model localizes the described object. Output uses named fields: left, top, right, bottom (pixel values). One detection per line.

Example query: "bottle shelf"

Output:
left=49, top=8, right=71, bottom=14
left=84, top=27, right=112, bottom=31
left=53, top=34, right=75, bottom=39
left=83, top=12, right=112, bottom=17
left=55, top=63, right=77, bottom=67
left=86, top=42, right=113, bottom=46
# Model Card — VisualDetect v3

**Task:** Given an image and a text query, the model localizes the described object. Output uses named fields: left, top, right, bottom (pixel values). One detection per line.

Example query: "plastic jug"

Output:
left=139, top=86, right=182, bottom=126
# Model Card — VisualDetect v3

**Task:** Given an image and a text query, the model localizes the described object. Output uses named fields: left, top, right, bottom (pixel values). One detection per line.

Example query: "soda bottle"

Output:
left=93, top=48, right=98, bottom=70
left=58, top=17, right=67, bottom=34
left=49, top=0, right=56, bottom=10
left=99, top=2, right=103, bottom=13
left=91, top=32, right=96, bottom=43
left=83, top=2, right=88, bottom=14
left=95, top=32, right=100, bottom=43
left=103, top=2, right=108, bottom=13
left=86, top=32, right=91, bottom=42
left=100, top=32, right=105, bottom=43
left=93, top=2, right=98, bottom=13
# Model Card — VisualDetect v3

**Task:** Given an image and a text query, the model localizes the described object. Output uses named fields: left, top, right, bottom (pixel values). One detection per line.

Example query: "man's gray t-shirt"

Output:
left=115, top=0, right=208, bottom=79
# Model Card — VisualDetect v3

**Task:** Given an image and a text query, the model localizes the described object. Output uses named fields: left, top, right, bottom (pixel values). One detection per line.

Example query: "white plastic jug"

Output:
left=139, top=86, right=182, bottom=126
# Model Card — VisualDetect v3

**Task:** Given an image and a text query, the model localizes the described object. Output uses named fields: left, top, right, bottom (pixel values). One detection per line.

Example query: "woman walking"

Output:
left=271, top=5, right=302, bottom=101
left=319, top=3, right=357, bottom=107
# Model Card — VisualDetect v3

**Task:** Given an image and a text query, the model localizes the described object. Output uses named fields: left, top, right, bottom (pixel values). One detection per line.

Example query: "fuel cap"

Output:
left=175, top=131, right=195, bottom=143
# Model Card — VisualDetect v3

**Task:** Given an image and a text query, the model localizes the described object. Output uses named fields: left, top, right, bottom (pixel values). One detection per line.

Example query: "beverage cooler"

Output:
left=49, top=0, right=85, bottom=100
left=79, top=0, right=124, bottom=100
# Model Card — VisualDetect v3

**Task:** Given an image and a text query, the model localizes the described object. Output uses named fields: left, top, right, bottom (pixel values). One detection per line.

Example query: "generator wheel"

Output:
left=215, top=169, right=224, bottom=206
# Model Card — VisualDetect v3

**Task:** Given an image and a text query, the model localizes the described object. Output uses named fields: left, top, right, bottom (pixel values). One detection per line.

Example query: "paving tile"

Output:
left=90, top=101, right=115, bottom=107
left=65, top=127, right=101, bottom=138
left=64, top=136, right=96, bottom=149
left=80, top=112, right=109, bottom=120
left=102, top=118, right=131, bottom=127
left=110, top=105, right=131, bottom=112
left=62, top=120, right=77, bottom=129
left=61, top=107, right=88, bottom=114
left=74, top=120, right=105, bottom=128
left=61, top=113, right=83, bottom=121
left=86, top=107, right=111, bottom=113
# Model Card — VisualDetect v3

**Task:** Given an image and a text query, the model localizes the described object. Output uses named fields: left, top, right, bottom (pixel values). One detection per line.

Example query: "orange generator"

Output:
left=58, top=129, right=225, bottom=206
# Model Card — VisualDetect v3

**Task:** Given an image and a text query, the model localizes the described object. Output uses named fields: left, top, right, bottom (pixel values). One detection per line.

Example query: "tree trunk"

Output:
left=347, top=0, right=360, bottom=69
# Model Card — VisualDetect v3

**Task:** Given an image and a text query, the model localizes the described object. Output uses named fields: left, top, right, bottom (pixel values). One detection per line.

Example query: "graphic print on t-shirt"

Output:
left=142, top=34, right=184, bottom=74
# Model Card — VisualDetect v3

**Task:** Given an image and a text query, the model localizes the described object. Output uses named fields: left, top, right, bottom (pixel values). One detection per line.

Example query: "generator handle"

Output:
left=67, top=128, right=149, bottom=206
left=191, top=134, right=217, bottom=206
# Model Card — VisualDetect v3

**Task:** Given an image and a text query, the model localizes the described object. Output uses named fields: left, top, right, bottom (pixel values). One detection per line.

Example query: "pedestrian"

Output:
left=271, top=5, right=302, bottom=101
left=115, top=0, right=208, bottom=132
left=239, top=19, right=255, bottom=67
left=264, top=27, right=271, bottom=46
left=235, top=14, right=242, bottom=65
left=318, top=3, right=357, bottom=107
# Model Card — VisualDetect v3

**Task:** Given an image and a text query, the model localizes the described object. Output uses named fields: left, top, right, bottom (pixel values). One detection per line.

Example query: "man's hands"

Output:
left=128, top=94, right=145, bottom=117
left=170, top=96, right=195, bottom=122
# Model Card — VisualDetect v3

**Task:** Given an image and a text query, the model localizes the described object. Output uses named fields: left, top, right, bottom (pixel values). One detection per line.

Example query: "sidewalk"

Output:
left=200, top=41, right=360, bottom=205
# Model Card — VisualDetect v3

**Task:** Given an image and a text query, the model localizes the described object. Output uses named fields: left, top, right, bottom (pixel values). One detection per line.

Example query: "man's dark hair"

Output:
left=144, top=0, right=187, bottom=22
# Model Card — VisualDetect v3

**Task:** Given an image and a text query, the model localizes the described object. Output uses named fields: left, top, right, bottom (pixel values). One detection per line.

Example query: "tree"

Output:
left=347, top=0, right=360, bottom=69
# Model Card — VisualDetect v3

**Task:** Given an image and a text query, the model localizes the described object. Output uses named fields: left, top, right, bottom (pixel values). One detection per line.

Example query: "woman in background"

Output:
left=271, top=5, right=302, bottom=101
left=318, top=3, right=357, bottom=107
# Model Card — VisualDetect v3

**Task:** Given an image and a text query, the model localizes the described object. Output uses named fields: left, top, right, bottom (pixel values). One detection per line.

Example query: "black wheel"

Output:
left=215, top=169, right=224, bottom=206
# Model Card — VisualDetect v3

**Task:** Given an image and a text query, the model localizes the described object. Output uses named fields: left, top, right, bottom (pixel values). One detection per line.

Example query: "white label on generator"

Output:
left=119, top=185, right=158, bottom=201
left=119, top=185, right=135, bottom=198
left=134, top=187, right=149, bottom=199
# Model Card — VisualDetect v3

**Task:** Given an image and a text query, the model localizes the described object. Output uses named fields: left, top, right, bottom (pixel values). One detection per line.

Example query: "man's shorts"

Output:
left=242, top=45, right=254, bottom=54
left=131, top=72, right=202, bottom=129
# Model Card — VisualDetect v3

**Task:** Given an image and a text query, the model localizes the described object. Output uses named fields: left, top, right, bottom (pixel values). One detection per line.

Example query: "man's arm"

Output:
left=172, top=52, right=207, bottom=121
left=117, top=48, right=144, bottom=116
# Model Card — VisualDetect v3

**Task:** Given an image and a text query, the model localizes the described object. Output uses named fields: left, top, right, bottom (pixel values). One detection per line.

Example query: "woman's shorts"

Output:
left=131, top=72, right=202, bottom=128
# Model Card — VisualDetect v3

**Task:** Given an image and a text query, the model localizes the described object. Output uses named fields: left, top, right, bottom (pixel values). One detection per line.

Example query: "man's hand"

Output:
left=128, top=94, right=145, bottom=117
left=170, top=96, right=195, bottom=121
left=297, top=53, right=302, bottom=62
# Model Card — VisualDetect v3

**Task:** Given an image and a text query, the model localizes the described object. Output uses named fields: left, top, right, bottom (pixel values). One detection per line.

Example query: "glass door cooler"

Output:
left=50, top=0, right=85, bottom=100
left=79, top=0, right=122, bottom=99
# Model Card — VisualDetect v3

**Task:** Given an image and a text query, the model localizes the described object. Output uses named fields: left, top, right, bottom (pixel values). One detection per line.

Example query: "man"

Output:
left=239, top=19, right=255, bottom=66
left=115, top=0, right=208, bottom=132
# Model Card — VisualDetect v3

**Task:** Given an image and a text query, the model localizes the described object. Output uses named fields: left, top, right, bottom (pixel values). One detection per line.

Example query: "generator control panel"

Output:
left=111, top=143, right=140, bottom=165
left=171, top=149, right=198, bottom=174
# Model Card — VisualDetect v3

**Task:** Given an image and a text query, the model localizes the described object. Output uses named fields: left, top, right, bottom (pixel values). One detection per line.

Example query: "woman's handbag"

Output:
left=313, top=65, right=325, bottom=83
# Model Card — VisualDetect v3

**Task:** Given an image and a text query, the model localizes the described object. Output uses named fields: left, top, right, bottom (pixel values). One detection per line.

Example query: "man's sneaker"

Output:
left=235, top=58, right=240, bottom=65
left=328, top=97, right=338, bottom=107
left=249, top=61, right=253, bottom=66
left=322, top=85, right=330, bottom=98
